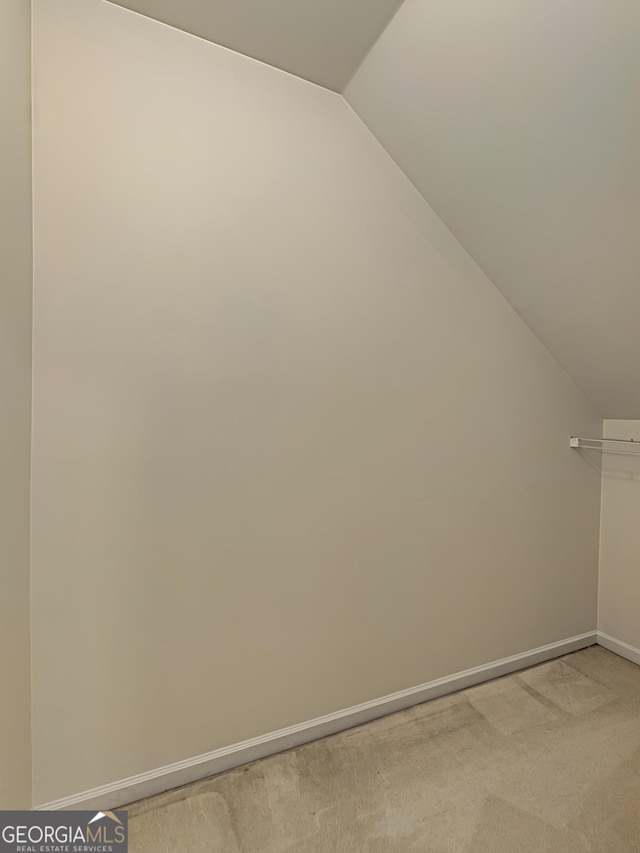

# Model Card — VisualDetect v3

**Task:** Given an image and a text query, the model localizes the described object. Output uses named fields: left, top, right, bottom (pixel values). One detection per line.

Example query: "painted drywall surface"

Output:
left=107, top=0, right=403, bottom=92
left=32, top=0, right=601, bottom=804
left=598, top=420, right=640, bottom=649
left=345, top=0, right=640, bottom=417
left=0, top=0, right=32, bottom=810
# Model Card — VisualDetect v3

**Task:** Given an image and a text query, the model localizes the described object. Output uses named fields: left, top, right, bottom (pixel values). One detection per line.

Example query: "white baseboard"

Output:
left=597, top=631, right=640, bottom=665
left=36, top=630, right=597, bottom=812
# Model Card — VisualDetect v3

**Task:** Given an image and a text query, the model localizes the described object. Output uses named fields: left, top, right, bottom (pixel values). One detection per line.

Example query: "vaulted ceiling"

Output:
left=346, top=0, right=640, bottom=418
left=106, top=0, right=403, bottom=91
left=107, top=0, right=640, bottom=416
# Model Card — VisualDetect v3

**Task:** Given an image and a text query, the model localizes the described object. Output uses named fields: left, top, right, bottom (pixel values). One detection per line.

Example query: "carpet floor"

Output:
left=126, top=646, right=640, bottom=851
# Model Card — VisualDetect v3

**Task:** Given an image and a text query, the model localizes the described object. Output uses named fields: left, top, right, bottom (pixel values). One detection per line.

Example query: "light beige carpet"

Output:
left=127, top=646, right=640, bottom=851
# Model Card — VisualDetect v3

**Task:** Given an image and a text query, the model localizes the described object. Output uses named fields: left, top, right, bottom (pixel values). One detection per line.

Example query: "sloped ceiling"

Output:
left=346, top=0, right=640, bottom=417
left=108, top=0, right=639, bottom=415
left=106, top=0, right=402, bottom=91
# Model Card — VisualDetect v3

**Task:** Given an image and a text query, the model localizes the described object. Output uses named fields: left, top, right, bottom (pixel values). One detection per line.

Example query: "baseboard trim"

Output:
left=597, top=631, right=640, bottom=665
left=36, top=630, right=597, bottom=811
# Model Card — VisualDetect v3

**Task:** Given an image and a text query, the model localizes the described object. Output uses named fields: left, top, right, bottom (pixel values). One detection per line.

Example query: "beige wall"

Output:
left=32, top=0, right=601, bottom=805
left=0, top=0, right=33, bottom=810
left=598, top=420, right=640, bottom=649
left=345, top=0, right=640, bottom=418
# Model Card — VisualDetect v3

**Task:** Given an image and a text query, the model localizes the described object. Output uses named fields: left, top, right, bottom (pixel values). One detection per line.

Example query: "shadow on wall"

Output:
left=575, top=448, right=603, bottom=476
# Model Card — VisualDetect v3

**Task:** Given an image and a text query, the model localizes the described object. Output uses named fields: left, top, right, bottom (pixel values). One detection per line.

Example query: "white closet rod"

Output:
left=570, top=436, right=640, bottom=454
